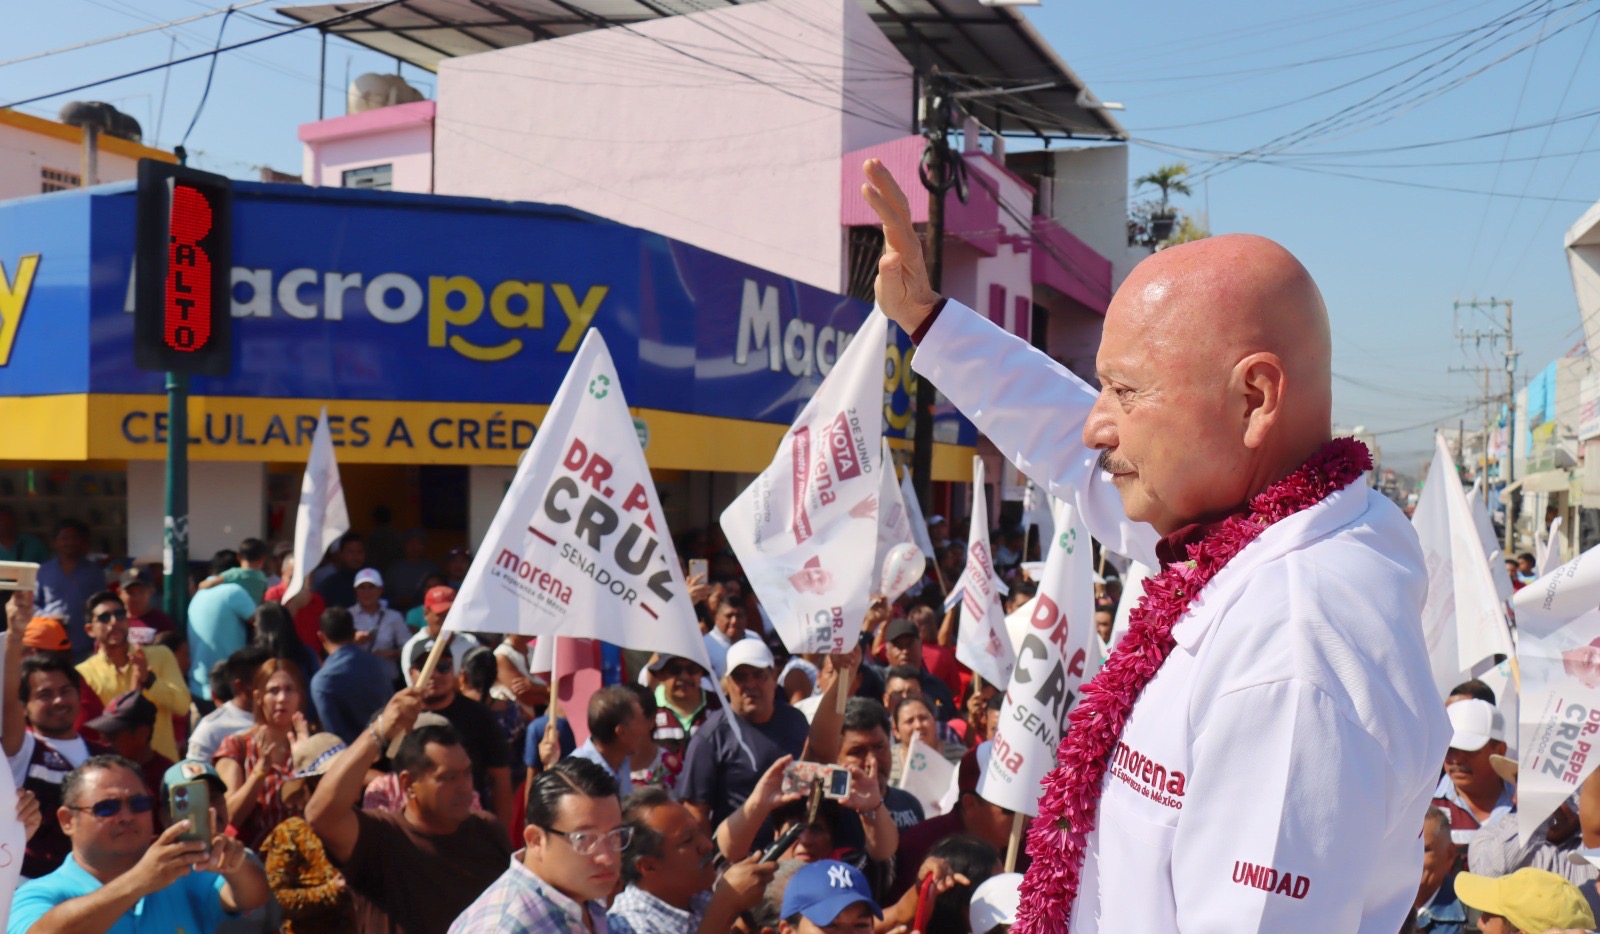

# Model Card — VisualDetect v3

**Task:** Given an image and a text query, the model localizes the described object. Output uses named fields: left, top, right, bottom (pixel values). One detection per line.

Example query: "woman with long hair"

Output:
left=252, top=601, right=321, bottom=677
left=214, top=658, right=314, bottom=849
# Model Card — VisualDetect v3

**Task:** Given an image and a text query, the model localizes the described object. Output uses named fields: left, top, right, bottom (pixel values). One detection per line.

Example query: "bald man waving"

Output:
left=862, top=160, right=1449, bottom=933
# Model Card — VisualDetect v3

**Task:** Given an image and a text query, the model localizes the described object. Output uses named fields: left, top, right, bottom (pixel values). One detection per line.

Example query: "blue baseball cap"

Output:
left=780, top=860, right=883, bottom=926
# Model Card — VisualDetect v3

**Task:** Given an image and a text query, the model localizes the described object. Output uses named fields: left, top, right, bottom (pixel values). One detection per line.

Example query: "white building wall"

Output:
left=0, top=119, right=149, bottom=201
left=432, top=0, right=913, bottom=293
left=128, top=461, right=265, bottom=562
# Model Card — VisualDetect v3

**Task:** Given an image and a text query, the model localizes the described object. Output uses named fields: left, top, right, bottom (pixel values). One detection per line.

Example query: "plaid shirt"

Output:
left=448, top=851, right=609, bottom=934
left=606, top=885, right=712, bottom=934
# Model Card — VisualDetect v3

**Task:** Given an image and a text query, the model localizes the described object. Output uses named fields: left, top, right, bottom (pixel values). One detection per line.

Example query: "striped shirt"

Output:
left=449, top=850, right=608, bottom=934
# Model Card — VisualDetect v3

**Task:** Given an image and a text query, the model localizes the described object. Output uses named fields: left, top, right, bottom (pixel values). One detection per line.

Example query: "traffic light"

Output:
left=134, top=159, right=232, bottom=376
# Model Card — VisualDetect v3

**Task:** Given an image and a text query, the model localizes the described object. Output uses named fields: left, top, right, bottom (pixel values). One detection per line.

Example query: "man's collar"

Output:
left=1153, top=504, right=1253, bottom=567
left=512, top=849, right=602, bottom=917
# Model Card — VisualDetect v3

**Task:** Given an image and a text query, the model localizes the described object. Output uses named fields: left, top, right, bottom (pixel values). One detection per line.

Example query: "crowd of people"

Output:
left=1, top=510, right=1596, bottom=933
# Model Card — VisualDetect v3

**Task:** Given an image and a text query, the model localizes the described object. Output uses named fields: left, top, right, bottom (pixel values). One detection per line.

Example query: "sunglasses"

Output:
left=70, top=794, right=154, bottom=818
left=662, top=663, right=702, bottom=678
left=94, top=609, right=129, bottom=623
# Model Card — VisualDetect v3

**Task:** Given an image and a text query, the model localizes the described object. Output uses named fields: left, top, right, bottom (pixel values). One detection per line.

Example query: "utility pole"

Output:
left=911, top=70, right=954, bottom=521
left=1454, top=298, right=1518, bottom=550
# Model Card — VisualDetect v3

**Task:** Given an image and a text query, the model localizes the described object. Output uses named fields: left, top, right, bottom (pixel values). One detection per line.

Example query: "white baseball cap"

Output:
left=1448, top=699, right=1505, bottom=752
left=353, top=568, right=384, bottom=589
left=723, top=638, right=774, bottom=674
left=968, top=873, right=1023, bottom=933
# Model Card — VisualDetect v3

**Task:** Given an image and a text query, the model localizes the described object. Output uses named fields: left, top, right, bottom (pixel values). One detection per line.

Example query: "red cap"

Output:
left=423, top=585, right=456, bottom=614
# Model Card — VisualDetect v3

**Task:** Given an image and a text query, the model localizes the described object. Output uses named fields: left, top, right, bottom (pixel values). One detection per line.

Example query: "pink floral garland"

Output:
left=1014, top=437, right=1372, bottom=933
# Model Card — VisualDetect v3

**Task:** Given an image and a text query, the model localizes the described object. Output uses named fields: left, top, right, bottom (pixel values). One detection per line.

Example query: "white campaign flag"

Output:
left=722, top=312, right=890, bottom=654
left=284, top=409, right=349, bottom=603
left=1415, top=433, right=1515, bottom=699
left=1468, top=478, right=1515, bottom=605
left=0, top=665, right=23, bottom=932
left=956, top=457, right=1018, bottom=689
left=899, top=464, right=938, bottom=568
left=446, top=331, right=712, bottom=677
left=1516, top=545, right=1600, bottom=843
left=1111, top=559, right=1152, bottom=649
left=982, top=499, right=1096, bottom=816
left=874, top=440, right=922, bottom=598
left=897, top=732, right=958, bottom=816
left=1021, top=479, right=1055, bottom=560
left=1538, top=517, right=1566, bottom=578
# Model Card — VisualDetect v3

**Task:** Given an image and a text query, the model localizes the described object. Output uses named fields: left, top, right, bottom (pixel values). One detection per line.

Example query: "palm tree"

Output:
left=1134, top=163, right=1193, bottom=216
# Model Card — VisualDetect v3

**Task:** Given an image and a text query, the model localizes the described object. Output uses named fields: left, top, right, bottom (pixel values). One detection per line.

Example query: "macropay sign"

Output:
left=0, top=182, right=968, bottom=450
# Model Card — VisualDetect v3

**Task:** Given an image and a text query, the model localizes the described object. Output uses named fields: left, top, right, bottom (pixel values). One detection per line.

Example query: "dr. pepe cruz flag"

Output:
left=444, top=330, right=712, bottom=675
left=721, top=311, right=890, bottom=654
left=1516, top=544, right=1600, bottom=845
left=983, top=498, right=1096, bottom=816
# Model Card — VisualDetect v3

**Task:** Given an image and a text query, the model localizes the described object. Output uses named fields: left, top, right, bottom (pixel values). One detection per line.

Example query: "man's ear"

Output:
left=57, top=806, right=74, bottom=836
left=523, top=822, right=543, bottom=853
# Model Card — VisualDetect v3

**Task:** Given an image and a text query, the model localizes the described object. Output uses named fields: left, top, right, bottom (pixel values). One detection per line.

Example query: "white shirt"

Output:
left=401, top=628, right=480, bottom=687
left=914, top=299, right=1451, bottom=933
left=8, top=732, right=91, bottom=789
left=187, top=701, right=255, bottom=763
left=351, top=603, right=413, bottom=680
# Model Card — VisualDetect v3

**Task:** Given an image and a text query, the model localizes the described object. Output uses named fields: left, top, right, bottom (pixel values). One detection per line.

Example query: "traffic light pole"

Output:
left=163, top=371, right=188, bottom=629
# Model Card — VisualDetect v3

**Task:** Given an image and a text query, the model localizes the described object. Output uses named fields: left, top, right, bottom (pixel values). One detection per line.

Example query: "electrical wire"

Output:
left=0, top=0, right=412, bottom=112
left=177, top=6, right=233, bottom=151
left=0, top=0, right=270, bottom=69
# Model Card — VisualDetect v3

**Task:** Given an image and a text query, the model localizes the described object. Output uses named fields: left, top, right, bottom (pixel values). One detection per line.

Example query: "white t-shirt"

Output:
left=187, top=701, right=255, bottom=763
left=8, top=732, right=92, bottom=789
left=351, top=604, right=413, bottom=680
left=490, top=642, right=545, bottom=703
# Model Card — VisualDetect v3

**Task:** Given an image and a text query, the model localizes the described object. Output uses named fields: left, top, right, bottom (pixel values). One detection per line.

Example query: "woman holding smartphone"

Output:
left=214, top=658, right=314, bottom=849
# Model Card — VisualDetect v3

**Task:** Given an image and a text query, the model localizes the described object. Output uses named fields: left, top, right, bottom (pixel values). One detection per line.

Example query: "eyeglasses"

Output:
left=543, top=825, right=634, bottom=856
left=70, top=794, right=154, bottom=818
left=94, top=609, right=129, bottom=623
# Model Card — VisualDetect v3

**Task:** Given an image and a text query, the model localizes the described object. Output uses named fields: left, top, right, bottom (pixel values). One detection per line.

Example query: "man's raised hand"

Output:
left=862, top=158, right=940, bottom=334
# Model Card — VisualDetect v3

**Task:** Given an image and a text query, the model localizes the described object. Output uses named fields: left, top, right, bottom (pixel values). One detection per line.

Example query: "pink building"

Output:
left=289, top=0, right=1135, bottom=516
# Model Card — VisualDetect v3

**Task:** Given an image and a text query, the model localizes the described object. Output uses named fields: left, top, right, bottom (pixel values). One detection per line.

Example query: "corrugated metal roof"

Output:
left=273, top=0, right=1125, bottom=140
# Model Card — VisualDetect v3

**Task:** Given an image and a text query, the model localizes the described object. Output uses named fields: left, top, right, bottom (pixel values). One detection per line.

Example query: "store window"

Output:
left=342, top=164, right=393, bottom=190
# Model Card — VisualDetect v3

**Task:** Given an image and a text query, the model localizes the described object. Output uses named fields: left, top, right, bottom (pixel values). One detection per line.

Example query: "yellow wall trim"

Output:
left=0, top=393, right=976, bottom=481
left=0, top=109, right=178, bottom=164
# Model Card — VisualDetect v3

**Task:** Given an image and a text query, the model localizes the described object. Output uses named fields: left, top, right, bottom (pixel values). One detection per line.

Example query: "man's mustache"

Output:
left=1098, top=450, right=1134, bottom=475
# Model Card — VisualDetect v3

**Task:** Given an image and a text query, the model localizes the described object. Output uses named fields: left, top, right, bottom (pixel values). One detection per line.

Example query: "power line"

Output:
left=0, top=0, right=412, bottom=112
left=0, top=0, right=270, bottom=69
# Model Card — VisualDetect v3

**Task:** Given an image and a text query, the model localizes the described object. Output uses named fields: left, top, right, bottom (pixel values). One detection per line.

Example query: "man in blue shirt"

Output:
left=311, top=606, right=395, bottom=744
left=185, top=552, right=256, bottom=702
left=8, top=753, right=268, bottom=934
left=34, top=519, right=105, bottom=660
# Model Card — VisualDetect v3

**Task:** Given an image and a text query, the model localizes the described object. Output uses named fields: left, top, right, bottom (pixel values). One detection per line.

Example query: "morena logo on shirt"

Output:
left=1109, top=740, right=1187, bottom=809
left=1232, top=861, right=1312, bottom=900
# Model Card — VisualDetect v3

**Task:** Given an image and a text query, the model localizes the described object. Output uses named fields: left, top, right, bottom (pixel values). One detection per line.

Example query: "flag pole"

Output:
left=387, top=631, right=452, bottom=758
left=1005, top=811, right=1025, bottom=872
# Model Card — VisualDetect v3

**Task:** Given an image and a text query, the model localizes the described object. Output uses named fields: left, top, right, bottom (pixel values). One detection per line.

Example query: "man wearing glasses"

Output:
left=75, top=591, right=190, bottom=763
left=453, top=758, right=627, bottom=933
left=8, top=754, right=268, bottom=933
left=307, top=686, right=513, bottom=933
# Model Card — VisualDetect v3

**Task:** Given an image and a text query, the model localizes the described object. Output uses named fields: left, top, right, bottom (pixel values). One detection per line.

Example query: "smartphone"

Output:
left=781, top=761, right=851, bottom=802
left=0, top=562, right=38, bottom=592
left=759, top=821, right=806, bottom=863
left=688, top=558, right=708, bottom=580
left=168, top=779, right=212, bottom=845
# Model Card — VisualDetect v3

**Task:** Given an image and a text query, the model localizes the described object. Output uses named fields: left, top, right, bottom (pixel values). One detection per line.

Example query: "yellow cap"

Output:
left=1455, top=868, right=1596, bottom=932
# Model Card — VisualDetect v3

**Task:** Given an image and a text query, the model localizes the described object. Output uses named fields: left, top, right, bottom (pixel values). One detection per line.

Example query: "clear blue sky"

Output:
left=4, top=0, right=1596, bottom=475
